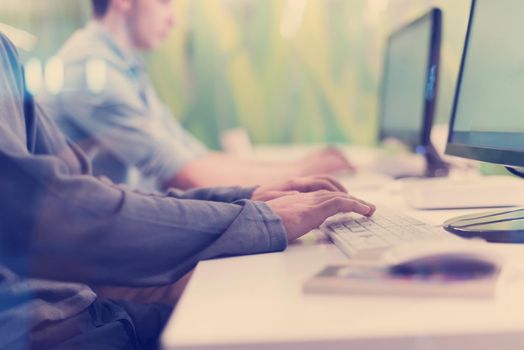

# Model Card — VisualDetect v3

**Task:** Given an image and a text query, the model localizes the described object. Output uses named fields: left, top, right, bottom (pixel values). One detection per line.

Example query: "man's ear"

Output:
left=111, top=0, right=134, bottom=14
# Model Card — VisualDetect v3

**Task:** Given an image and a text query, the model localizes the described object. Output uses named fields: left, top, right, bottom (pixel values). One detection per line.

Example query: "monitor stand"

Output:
left=392, top=143, right=450, bottom=179
left=376, top=142, right=450, bottom=180
left=423, top=143, right=450, bottom=178
left=443, top=208, right=524, bottom=243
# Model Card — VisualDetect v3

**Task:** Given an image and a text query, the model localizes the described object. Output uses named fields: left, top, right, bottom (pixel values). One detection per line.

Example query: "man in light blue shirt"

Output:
left=39, top=0, right=355, bottom=192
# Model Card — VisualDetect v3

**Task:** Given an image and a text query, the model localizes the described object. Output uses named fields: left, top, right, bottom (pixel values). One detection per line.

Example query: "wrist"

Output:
left=251, top=185, right=262, bottom=201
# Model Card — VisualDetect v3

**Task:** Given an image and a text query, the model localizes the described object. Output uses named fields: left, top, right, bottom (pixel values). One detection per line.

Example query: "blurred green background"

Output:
left=0, top=0, right=471, bottom=150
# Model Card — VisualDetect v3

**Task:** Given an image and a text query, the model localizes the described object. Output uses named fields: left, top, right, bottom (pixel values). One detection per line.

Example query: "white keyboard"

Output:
left=321, top=207, right=457, bottom=259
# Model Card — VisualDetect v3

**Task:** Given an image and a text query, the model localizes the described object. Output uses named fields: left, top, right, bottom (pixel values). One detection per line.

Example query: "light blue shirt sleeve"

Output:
left=47, top=58, right=207, bottom=187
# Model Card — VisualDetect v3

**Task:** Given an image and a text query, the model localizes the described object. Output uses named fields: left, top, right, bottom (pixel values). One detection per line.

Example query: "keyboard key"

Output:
left=348, top=225, right=367, bottom=233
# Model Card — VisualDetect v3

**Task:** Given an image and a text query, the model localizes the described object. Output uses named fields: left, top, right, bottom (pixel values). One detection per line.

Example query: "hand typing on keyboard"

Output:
left=266, top=190, right=376, bottom=242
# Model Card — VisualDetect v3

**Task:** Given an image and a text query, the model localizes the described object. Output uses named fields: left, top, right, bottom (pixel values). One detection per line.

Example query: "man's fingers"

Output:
left=304, top=179, right=340, bottom=193
left=312, top=175, right=347, bottom=193
left=332, top=192, right=376, bottom=213
left=319, top=196, right=374, bottom=218
left=348, top=196, right=376, bottom=214
left=288, top=176, right=347, bottom=194
left=288, top=178, right=338, bottom=193
left=308, top=190, right=376, bottom=215
left=267, top=189, right=375, bottom=242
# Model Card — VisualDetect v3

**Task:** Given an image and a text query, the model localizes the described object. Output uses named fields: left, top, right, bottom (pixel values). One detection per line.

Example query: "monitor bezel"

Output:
left=378, top=8, right=442, bottom=151
left=445, top=0, right=524, bottom=167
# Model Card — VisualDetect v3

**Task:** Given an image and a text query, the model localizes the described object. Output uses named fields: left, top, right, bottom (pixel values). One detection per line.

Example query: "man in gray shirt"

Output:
left=0, top=34, right=374, bottom=348
left=39, top=0, right=356, bottom=192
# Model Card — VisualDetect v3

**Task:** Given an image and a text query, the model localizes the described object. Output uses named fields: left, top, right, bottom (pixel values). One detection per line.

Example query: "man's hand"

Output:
left=266, top=190, right=376, bottom=242
left=252, top=176, right=347, bottom=201
left=299, top=147, right=356, bottom=176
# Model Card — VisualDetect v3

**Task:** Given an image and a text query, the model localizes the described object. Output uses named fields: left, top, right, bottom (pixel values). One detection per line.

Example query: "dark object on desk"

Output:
left=444, top=208, right=524, bottom=243
left=389, top=252, right=497, bottom=279
left=506, top=167, right=524, bottom=179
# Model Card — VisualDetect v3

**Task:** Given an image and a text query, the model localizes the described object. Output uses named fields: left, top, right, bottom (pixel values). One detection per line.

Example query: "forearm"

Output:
left=168, top=153, right=301, bottom=189
left=0, top=154, right=287, bottom=287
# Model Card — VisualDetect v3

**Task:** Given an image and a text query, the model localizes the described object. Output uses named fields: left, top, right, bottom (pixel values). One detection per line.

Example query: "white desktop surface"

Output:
left=162, top=146, right=524, bottom=350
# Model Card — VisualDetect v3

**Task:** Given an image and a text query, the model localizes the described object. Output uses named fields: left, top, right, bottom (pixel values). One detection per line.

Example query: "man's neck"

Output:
left=95, top=14, right=135, bottom=54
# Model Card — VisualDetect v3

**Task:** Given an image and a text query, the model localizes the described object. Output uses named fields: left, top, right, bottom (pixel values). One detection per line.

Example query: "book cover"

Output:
left=303, top=261, right=501, bottom=299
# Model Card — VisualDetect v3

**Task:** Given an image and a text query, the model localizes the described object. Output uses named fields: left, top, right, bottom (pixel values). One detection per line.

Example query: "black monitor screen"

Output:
left=447, top=0, right=524, bottom=167
left=379, top=9, right=441, bottom=150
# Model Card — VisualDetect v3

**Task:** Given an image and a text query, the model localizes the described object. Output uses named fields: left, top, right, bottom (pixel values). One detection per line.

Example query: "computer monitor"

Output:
left=378, top=8, right=449, bottom=177
left=444, top=0, right=524, bottom=243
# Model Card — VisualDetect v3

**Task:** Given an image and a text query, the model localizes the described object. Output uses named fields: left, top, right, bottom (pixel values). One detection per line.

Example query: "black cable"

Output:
left=506, top=166, right=524, bottom=179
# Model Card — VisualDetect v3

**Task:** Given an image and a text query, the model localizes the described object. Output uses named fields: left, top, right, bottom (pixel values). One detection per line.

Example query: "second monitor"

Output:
left=378, top=8, right=449, bottom=178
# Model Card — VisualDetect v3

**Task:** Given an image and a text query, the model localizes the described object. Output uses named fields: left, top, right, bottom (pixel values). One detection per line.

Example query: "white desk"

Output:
left=162, top=148, right=524, bottom=350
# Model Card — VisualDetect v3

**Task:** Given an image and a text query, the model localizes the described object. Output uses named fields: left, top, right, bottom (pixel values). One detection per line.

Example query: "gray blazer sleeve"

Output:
left=0, top=33, right=287, bottom=288
left=0, top=147, right=287, bottom=287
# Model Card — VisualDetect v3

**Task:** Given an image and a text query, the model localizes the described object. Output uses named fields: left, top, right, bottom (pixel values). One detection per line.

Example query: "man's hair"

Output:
left=92, top=0, right=111, bottom=18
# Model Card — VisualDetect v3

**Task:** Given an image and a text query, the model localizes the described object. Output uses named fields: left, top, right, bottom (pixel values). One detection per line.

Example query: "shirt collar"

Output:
left=85, top=20, right=144, bottom=71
